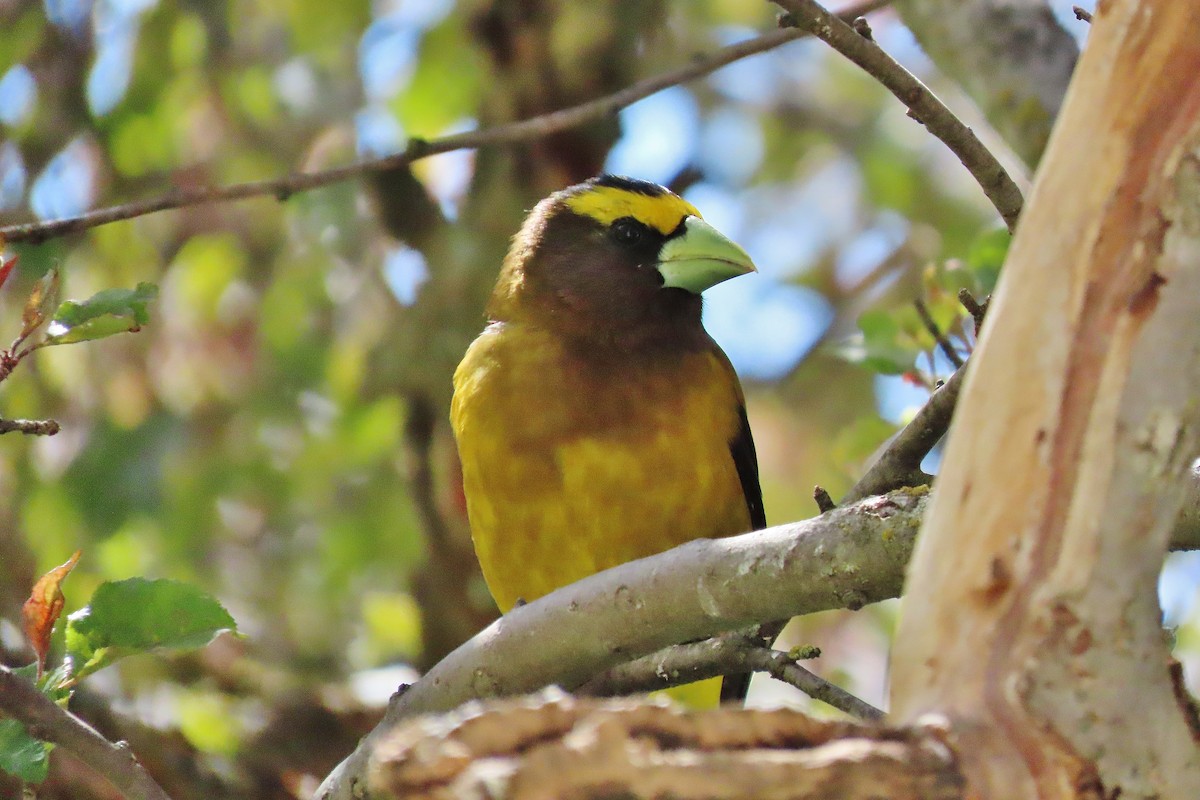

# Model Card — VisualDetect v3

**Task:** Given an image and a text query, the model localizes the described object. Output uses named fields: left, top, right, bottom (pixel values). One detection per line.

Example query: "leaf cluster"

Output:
left=2, top=554, right=236, bottom=783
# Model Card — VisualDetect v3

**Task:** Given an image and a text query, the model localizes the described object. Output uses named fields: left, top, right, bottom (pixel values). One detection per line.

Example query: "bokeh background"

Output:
left=4, top=0, right=1193, bottom=796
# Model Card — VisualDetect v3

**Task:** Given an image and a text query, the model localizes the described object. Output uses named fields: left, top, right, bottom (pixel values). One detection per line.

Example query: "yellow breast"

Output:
left=451, top=323, right=750, bottom=612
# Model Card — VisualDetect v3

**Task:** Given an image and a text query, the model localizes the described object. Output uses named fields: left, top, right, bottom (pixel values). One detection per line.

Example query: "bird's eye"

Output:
left=611, top=217, right=645, bottom=246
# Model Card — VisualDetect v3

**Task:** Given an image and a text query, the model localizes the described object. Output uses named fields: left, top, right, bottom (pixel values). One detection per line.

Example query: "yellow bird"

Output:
left=451, top=175, right=764, bottom=701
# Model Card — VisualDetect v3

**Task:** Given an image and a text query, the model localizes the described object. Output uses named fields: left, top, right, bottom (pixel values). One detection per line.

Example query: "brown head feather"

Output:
left=487, top=178, right=706, bottom=354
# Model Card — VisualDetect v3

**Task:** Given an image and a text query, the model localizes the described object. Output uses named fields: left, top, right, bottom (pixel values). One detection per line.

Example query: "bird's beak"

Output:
left=657, top=216, right=756, bottom=294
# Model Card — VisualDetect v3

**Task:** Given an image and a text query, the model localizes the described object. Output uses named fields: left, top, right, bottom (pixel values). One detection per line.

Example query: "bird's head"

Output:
left=487, top=175, right=756, bottom=350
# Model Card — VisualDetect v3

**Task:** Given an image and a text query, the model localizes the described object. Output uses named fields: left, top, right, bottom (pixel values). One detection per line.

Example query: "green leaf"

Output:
left=43, top=283, right=158, bottom=346
left=832, top=310, right=919, bottom=374
left=964, top=227, right=1011, bottom=294
left=392, top=16, right=483, bottom=134
left=0, top=718, right=50, bottom=783
left=65, top=578, right=236, bottom=681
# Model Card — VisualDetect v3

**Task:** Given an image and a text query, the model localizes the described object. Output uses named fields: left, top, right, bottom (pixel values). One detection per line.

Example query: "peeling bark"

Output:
left=891, top=3, right=1200, bottom=797
left=367, top=690, right=964, bottom=800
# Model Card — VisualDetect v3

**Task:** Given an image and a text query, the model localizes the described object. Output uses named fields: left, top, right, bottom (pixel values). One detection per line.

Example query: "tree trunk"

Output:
left=891, top=2, right=1200, bottom=797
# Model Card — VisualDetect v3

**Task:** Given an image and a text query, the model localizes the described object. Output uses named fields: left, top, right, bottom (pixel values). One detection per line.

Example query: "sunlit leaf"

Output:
left=21, top=550, right=81, bottom=678
left=43, top=283, right=158, bottom=346
left=833, top=309, right=921, bottom=374
left=0, top=718, right=50, bottom=783
left=832, top=415, right=899, bottom=469
left=65, top=578, right=236, bottom=681
left=177, top=690, right=241, bottom=755
left=19, top=267, right=60, bottom=340
left=965, top=227, right=1012, bottom=294
left=392, top=16, right=483, bottom=134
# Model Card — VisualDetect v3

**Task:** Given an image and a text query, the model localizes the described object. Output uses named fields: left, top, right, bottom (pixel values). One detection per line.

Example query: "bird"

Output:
left=450, top=175, right=765, bottom=703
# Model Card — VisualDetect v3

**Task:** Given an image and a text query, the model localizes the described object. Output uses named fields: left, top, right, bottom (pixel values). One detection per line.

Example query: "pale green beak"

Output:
left=657, top=216, right=756, bottom=294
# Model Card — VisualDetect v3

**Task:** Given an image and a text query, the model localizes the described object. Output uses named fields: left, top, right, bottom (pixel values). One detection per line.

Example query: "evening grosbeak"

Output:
left=451, top=175, right=764, bottom=702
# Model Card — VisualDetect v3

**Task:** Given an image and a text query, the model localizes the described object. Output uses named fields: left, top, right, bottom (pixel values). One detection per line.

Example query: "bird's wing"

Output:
left=731, top=403, right=766, bottom=531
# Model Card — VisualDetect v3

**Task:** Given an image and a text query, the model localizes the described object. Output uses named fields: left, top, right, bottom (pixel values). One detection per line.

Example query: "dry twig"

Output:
left=914, top=298, right=965, bottom=369
left=957, top=288, right=988, bottom=334
left=0, top=417, right=60, bottom=436
left=577, top=631, right=883, bottom=722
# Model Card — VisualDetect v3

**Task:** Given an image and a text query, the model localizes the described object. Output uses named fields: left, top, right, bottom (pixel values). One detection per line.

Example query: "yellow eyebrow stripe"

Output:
left=565, top=185, right=701, bottom=236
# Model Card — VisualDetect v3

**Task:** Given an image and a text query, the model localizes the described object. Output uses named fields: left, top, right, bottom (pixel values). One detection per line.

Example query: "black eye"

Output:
left=611, top=217, right=646, bottom=246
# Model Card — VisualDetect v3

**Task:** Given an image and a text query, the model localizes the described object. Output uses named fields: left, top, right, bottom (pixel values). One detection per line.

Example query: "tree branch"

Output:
left=318, top=471, right=1200, bottom=798
left=0, top=0, right=891, bottom=246
left=741, top=647, right=887, bottom=721
left=0, top=417, right=60, bottom=436
left=774, top=0, right=1024, bottom=231
left=842, top=366, right=965, bottom=503
left=366, top=691, right=961, bottom=800
left=317, top=489, right=925, bottom=800
left=914, top=298, right=966, bottom=369
left=577, top=631, right=885, bottom=722
left=0, top=665, right=173, bottom=800
left=894, top=0, right=1079, bottom=167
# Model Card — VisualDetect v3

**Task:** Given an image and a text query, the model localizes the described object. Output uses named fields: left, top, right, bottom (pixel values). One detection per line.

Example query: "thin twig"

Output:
left=0, top=0, right=891, bottom=246
left=0, top=665, right=173, bottom=800
left=1073, top=5, right=1093, bottom=23
left=814, top=485, right=837, bottom=513
left=742, top=647, right=885, bottom=721
left=913, top=298, right=965, bottom=368
left=0, top=417, right=60, bottom=435
left=842, top=363, right=966, bottom=503
left=775, top=0, right=1024, bottom=232
left=576, top=633, right=751, bottom=697
left=957, top=288, right=989, bottom=335
left=577, top=632, right=883, bottom=721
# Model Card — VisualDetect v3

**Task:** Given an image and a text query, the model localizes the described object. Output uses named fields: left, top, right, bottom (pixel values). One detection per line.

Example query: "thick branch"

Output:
left=0, top=0, right=889, bottom=246
left=318, top=471, right=1200, bottom=798
left=775, top=0, right=1024, bottom=231
left=385, top=494, right=920, bottom=719
left=317, top=490, right=924, bottom=800
left=366, top=691, right=962, bottom=800
left=0, top=665, right=172, bottom=800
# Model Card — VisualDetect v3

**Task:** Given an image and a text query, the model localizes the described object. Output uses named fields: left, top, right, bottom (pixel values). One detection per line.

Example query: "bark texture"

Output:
left=891, top=3, right=1200, bottom=798
left=367, top=690, right=964, bottom=800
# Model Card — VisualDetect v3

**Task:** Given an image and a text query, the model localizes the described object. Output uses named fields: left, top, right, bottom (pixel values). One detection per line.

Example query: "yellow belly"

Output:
left=452, top=324, right=751, bottom=613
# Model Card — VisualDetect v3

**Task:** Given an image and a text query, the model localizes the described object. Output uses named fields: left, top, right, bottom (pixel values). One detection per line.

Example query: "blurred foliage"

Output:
left=0, top=0, right=1089, bottom=796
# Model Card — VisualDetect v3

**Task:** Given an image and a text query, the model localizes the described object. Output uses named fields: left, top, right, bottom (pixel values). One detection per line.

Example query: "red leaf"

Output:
left=0, top=254, right=16, bottom=293
left=22, top=550, right=81, bottom=679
